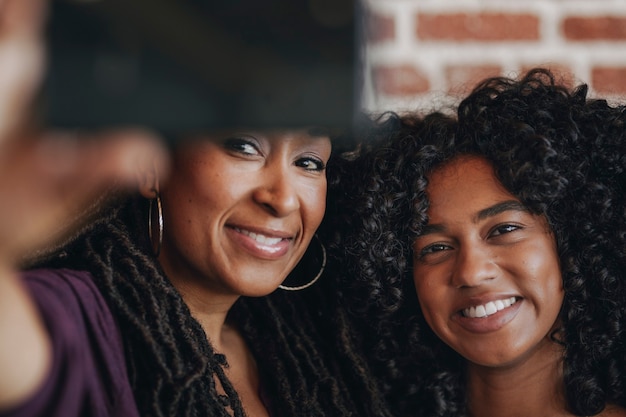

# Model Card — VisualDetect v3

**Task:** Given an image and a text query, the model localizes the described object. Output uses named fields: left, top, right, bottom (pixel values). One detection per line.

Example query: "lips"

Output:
left=462, top=297, right=518, bottom=318
left=227, top=225, right=294, bottom=259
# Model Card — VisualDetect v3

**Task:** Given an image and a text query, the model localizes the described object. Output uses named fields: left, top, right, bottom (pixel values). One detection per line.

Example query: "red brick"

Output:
left=367, top=12, right=396, bottom=43
left=445, top=65, right=502, bottom=96
left=592, top=67, right=626, bottom=95
left=372, top=64, right=430, bottom=96
left=417, top=13, right=540, bottom=41
left=520, top=64, right=576, bottom=89
left=563, top=17, right=626, bottom=40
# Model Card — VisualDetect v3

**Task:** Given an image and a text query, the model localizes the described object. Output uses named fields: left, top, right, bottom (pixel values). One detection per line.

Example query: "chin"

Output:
left=235, top=281, right=283, bottom=298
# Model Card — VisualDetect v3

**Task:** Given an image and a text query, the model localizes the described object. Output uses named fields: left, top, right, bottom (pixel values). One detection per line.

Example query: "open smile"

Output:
left=462, top=297, right=519, bottom=318
left=227, top=225, right=294, bottom=259
left=234, top=227, right=287, bottom=245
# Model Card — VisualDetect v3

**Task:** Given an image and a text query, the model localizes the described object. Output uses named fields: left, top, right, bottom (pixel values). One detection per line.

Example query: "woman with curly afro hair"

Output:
left=327, top=68, right=626, bottom=417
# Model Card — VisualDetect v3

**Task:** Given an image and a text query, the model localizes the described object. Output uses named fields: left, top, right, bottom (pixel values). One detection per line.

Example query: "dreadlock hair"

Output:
left=330, top=68, right=626, bottom=417
left=32, top=142, right=393, bottom=417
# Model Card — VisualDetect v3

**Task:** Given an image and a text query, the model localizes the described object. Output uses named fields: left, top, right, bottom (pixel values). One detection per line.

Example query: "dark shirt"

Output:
left=1, top=269, right=139, bottom=417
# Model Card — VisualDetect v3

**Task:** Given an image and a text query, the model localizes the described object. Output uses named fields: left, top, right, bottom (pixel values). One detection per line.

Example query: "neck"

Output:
left=466, top=340, right=571, bottom=417
left=173, top=279, right=269, bottom=417
left=170, top=277, right=240, bottom=352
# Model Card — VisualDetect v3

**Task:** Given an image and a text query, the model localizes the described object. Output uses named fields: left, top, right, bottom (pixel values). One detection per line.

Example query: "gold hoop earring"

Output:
left=279, top=234, right=326, bottom=291
left=148, top=190, right=163, bottom=257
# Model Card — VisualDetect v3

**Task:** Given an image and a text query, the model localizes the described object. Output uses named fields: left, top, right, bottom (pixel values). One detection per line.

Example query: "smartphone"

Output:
left=42, top=0, right=360, bottom=140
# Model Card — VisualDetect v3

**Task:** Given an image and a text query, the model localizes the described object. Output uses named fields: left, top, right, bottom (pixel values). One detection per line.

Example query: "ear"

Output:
left=136, top=154, right=162, bottom=199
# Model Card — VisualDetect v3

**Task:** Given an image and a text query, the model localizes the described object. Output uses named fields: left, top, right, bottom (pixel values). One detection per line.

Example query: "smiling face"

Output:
left=155, top=129, right=330, bottom=298
left=412, top=155, right=564, bottom=368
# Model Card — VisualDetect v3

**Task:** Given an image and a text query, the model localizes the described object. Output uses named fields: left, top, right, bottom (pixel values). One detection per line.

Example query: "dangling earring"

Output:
left=279, top=234, right=326, bottom=291
left=148, top=189, right=163, bottom=257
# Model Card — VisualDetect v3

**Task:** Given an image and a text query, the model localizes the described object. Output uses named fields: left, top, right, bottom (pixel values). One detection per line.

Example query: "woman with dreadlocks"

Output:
left=331, top=68, right=626, bottom=417
left=14, top=128, right=382, bottom=417
left=0, top=0, right=391, bottom=416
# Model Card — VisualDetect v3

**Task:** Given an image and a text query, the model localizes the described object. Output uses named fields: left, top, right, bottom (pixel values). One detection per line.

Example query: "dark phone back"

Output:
left=42, top=0, right=361, bottom=138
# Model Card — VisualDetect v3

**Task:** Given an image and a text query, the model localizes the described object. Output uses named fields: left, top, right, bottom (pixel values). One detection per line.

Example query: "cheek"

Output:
left=301, top=182, right=327, bottom=229
left=415, top=289, right=452, bottom=347
left=519, top=240, right=564, bottom=315
left=413, top=276, right=441, bottom=326
left=543, top=268, right=564, bottom=319
left=530, top=240, right=562, bottom=285
left=413, top=268, right=463, bottom=346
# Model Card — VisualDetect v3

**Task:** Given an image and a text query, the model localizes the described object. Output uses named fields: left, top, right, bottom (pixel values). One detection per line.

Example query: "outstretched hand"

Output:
left=0, top=0, right=168, bottom=409
left=0, top=0, right=168, bottom=265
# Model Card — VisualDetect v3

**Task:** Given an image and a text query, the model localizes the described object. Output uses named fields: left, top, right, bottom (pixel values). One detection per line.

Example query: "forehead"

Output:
left=426, top=156, right=515, bottom=215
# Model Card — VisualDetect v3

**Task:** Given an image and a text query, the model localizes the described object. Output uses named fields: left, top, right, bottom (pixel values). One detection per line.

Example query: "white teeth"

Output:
left=235, top=228, right=283, bottom=245
left=463, top=297, right=517, bottom=318
left=475, top=305, right=486, bottom=317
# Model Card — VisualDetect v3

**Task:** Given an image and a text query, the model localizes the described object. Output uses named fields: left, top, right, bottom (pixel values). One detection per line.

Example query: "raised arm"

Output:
left=0, top=0, right=165, bottom=410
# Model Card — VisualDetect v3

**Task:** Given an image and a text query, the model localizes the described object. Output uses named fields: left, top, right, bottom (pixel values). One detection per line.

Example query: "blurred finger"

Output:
left=34, top=128, right=170, bottom=187
left=0, top=0, right=47, bottom=141
left=0, top=128, right=169, bottom=262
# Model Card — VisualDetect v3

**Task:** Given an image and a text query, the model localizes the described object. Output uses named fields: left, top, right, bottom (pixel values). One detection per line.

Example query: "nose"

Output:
left=253, top=167, right=300, bottom=217
left=450, top=244, right=498, bottom=288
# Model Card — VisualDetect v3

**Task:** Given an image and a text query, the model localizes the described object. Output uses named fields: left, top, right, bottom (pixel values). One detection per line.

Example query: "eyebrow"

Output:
left=474, top=200, right=529, bottom=222
left=418, top=200, right=529, bottom=236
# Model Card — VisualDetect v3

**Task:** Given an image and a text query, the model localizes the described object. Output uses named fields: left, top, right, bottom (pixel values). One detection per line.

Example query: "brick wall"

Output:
left=362, top=0, right=626, bottom=114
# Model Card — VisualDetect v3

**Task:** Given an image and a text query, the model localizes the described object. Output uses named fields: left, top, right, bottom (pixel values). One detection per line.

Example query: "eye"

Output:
left=490, top=224, right=521, bottom=237
left=295, top=156, right=326, bottom=172
left=421, top=243, right=451, bottom=255
left=416, top=242, right=453, bottom=262
left=223, top=137, right=261, bottom=156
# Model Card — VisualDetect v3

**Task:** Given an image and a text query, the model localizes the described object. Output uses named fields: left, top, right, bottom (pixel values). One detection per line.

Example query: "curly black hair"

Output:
left=328, top=68, right=626, bottom=417
left=30, top=144, right=393, bottom=417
